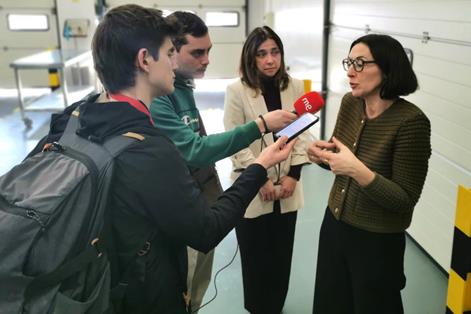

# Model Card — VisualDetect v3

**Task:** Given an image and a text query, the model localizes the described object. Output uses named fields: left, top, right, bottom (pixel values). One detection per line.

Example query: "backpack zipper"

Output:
left=0, top=196, right=46, bottom=229
left=20, top=143, right=100, bottom=229
left=52, top=142, right=100, bottom=191
left=53, top=142, right=102, bottom=250
left=26, top=209, right=46, bottom=228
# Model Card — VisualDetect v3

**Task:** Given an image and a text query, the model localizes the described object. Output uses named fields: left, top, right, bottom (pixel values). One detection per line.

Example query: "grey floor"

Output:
left=0, top=86, right=448, bottom=313
left=202, top=165, right=448, bottom=314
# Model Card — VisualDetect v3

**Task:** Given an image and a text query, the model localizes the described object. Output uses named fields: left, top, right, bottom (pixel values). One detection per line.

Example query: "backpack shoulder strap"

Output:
left=103, top=132, right=145, bottom=157
left=59, top=107, right=145, bottom=159
left=25, top=110, right=146, bottom=302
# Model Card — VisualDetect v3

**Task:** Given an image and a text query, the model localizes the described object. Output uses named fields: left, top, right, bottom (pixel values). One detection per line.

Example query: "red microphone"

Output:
left=292, top=91, right=325, bottom=115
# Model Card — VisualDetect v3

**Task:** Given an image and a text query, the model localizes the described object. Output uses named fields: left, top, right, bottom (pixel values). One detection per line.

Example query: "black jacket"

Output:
left=30, top=94, right=267, bottom=313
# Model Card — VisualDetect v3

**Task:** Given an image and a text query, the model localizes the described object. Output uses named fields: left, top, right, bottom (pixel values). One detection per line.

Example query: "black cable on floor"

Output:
left=192, top=244, right=239, bottom=313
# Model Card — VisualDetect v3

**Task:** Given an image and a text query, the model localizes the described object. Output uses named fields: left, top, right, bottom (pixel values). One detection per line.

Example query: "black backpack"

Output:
left=0, top=108, right=147, bottom=314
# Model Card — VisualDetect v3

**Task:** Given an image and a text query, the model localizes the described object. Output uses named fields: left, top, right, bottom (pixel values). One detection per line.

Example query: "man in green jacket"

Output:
left=150, top=11, right=296, bottom=313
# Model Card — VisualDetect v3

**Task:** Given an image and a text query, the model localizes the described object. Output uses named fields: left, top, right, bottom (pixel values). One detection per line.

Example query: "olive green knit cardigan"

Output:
left=327, top=93, right=431, bottom=233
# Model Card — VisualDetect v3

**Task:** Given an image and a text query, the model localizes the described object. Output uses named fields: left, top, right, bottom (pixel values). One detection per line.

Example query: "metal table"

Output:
left=10, top=49, right=92, bottom=128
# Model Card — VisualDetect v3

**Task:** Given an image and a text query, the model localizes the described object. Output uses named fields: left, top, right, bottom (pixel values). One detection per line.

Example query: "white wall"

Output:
left=56, top=0, right=96, bottom=86
left=248, top=0, right=325, bottom=138
left=0, top=0, right=58, bottom=87
left=0, top=0, right=247, bottom=89
left=271, top=0, right=324, bottom=88
left=56, top=0, right=95, bottom=51
left=329, top=0, right=471, bottom=271
left=268, top=0, right=471, bottom=270
left=249, top=0, right=325, bottom=81
left=0, top=0, right=96, bottom=88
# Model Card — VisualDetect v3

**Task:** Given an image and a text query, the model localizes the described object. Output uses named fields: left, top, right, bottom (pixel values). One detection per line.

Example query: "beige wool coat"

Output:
left=223, top=78, right=311, bottom=218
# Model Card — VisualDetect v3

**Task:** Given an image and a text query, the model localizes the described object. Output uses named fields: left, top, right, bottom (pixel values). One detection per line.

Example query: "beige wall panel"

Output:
left=333, top=1, right=471, bottom=43
left=204, top=43, right=242, bottom=79
left=0, top=10, right=58, bottom=48
left=431, top=133, right=471, bottom=171
left=426, top=163, right=469, bottom=206
left=399, top=37, right=471, bottom=65
left=271, top=1, right=324, bottom=83
left=406, top=89, right=471, bottom=132
left=410, top=153, right=471, bottom=268
left=0, top=49, right=50, bottom=88
left=412, top=75, right=470, bottom=115
left=420, top=180, right=456, bottom=225
left=334, top=0, right=470, bottom=21
left=207, top=11, right=246, bottom=43
left=430, top=151, right=471, bottom=188
left=107, top=0, right=245, bottom=7
left=106, top=1, right=245, bottom=79
left=411, top=199, right=454, bottom=268
left=0, top=1, right=55, bottom=8
left=334, top=14, right=471, bottom=43
left=0, top=4, right=58, bottom=87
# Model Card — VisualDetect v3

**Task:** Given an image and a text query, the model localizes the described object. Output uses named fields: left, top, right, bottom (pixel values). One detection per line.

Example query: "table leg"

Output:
left=76, top=64, right=83, bottom=86
left=14, top=68, right=32, bottom=128
left=59, top=68, right=69, bottom=107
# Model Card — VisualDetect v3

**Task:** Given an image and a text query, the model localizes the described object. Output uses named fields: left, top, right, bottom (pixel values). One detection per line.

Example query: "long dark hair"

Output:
left=240, top=26, right=290, bottom=93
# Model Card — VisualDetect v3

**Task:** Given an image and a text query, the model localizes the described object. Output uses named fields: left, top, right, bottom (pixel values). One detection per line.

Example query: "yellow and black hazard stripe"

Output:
left=447, top=185, right=471, bottom=314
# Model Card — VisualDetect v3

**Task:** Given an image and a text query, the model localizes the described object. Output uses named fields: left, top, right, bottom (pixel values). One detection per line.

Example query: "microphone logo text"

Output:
left=302, top=97, right=312, bottom=111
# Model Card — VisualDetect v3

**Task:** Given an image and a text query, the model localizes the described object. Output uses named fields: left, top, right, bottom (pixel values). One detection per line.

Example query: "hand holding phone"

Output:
left=275, top=113, right=319, bottom=142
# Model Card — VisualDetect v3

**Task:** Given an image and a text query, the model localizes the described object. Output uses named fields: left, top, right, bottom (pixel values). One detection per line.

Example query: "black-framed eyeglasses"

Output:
left=342, top=58, right=376, bottom=72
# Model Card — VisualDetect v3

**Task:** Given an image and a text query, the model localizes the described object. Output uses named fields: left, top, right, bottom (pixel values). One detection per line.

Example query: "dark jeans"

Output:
left=236, top=203, right=298, bottom=314
left=313, top=208, right=406, bottom=314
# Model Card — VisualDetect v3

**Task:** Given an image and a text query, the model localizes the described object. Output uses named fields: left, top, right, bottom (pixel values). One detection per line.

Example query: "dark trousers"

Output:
left=236, top=203, right=297, bottom=314
left=313, top=208, right=406, bottom=314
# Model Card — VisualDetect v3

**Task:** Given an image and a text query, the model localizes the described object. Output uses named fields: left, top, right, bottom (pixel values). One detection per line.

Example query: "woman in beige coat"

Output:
left=223, top=26, right=310, bottom=314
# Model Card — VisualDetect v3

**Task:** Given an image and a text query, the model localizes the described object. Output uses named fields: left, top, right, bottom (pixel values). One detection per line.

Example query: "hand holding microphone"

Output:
left=256, top=110, right=296, bottom=133
left=273, top=91, right=325, bottom=142
left=256, top=91, right=325, bottom=134
left=292, top=91, right=325, bottom=116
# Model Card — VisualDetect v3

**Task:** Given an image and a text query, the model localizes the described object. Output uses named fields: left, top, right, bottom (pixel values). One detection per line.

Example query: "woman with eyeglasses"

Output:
left=223, top=26, right=310, bottom=314
left=308, top=34, right=431, bottom=313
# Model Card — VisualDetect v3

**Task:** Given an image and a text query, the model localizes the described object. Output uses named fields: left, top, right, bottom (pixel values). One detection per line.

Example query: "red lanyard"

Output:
left=108, top=93, right=154, bottom=125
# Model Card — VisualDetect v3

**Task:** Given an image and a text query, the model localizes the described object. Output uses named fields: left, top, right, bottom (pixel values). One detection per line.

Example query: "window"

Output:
left=8, top=14, right=49, bottom=31
left=161, top=9, right=195, bottom=17
left=205, top=11, right=239, bottom=27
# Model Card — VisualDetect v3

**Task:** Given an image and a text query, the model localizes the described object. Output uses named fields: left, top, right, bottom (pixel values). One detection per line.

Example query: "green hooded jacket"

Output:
left=150, top=75, right=261, bottom=169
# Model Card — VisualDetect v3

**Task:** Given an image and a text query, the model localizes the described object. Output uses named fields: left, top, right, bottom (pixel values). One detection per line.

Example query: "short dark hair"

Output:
left=350, top=34, right=418, bottom=99
left=166, top=11, right=208, bottom=51
left=240, top=26, right=290, bottom=93
left=92, top=4, right=176, bottom=93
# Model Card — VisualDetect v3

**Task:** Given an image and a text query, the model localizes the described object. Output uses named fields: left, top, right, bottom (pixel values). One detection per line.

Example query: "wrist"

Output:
left=257, top=114, right=270, bottom=134
left=254, top=157, right=269, bottom=169
left=354, top=161, right=375, bottom=187
left=255, top=117, right=265, bottom=134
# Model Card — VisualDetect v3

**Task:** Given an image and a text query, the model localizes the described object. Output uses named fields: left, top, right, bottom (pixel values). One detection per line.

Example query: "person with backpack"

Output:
left=150, top=12, right=297, bottom=313
left=1, top=4, right=296, bottom=314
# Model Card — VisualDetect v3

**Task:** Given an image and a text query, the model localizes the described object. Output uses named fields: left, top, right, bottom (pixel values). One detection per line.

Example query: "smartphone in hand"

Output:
left=275, top=113, right=319, bottom=142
